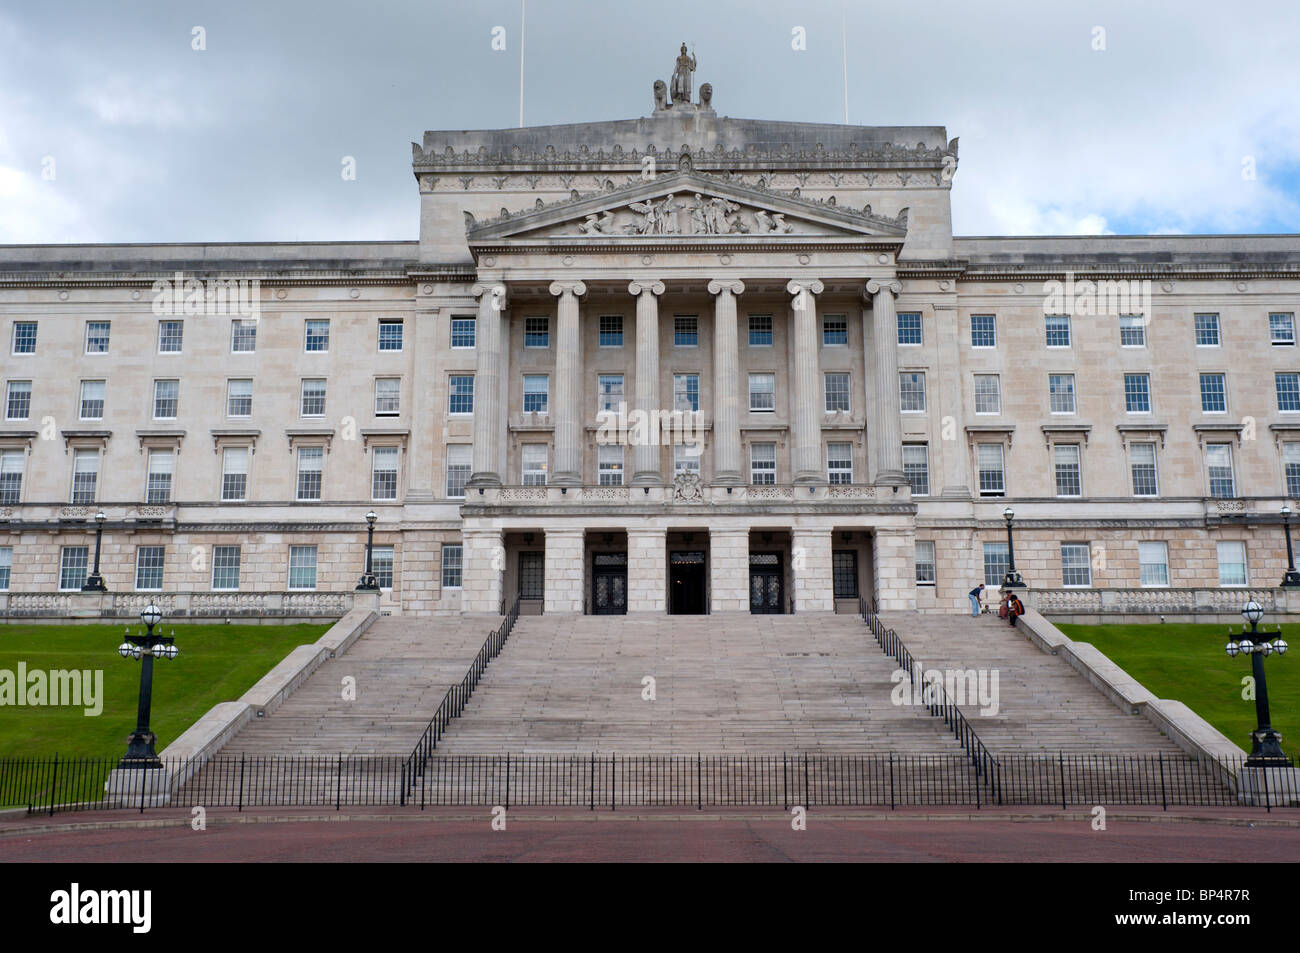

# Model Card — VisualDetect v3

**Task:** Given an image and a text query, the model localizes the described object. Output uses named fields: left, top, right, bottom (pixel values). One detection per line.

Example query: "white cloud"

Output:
left=77, top=74, right=192, bottom=127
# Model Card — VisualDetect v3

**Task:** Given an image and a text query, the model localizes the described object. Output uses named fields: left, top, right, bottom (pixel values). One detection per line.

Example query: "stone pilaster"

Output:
left=866, top=279, right=906, bottom=485
left=459, top=527, right=504, bottom=613
left=627, top=527, right=666, bottom=612
left=787, top=279, right=825, bottom=484
left=708, top=279, right=744, bottom=485
left=629, top=279, right=665, bottom=486
left=549, top=280, right=587, bottom=486
left=792, top=528, right=833, bottom=612
left=709, top=527, right=749, bottom=612
left=543, top=527, right=585, bottom=614
left=873, top=527, right=917, bottom=611
left=405, top=306, right=438, bottom=501
left=934, top=301, right=970, bottom=497
left=469, top=282, right=508, bottom=486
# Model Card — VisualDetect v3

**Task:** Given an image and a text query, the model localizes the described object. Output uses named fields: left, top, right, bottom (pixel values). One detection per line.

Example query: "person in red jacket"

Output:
left=1007, top=592, right=1025, bottom=627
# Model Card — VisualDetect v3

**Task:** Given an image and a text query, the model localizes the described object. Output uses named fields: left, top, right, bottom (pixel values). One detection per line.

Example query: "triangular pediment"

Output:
left=464, top=172, right=908, bottom=243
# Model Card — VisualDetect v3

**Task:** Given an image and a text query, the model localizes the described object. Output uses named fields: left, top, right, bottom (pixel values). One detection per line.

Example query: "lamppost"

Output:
left=1281, top=506, right=1300, bottom=588
left=356, top=510, right=379, bottom=591
left=116, top=602, right=178, bottom=768
left=1001, top=506, right=1025, bottom=588
left=81, top=510, right=107, bottom=592
left=1225, top=600, right=1289, bottom=767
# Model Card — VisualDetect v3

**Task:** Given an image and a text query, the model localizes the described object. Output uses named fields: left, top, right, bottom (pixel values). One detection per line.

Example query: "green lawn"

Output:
left=0, top=622, right=331, bottom=759
left=1056, top=622, right=1300, bottom=754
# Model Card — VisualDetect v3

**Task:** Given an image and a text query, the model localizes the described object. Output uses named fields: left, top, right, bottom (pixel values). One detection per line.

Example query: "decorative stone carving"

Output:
left=670, top=43, right=697, bottom=105
left=699, top=82, right=713, bottom=109
left=578, top=210, right=616, bottom=234
left=752, top=210, right=793, bottom=234
left=672, top=470, right=703, bottom=503
left=653, top=79, right=668, bottom=112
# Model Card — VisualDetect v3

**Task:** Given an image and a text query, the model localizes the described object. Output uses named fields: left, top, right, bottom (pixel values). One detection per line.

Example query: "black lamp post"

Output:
left=1281, top=506, right=1300, bottom=588
left=1225, top=600, right=1289, bottom=767
left=356, top=510, right=379, bottom=591
left=1001, top=506, right=1025, bottom=588
left=81, top=510, right=107, bottom=591
left=117, top=602, right=178, bottom=768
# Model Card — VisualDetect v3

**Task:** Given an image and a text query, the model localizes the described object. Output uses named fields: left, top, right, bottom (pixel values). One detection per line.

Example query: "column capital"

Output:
left=471, top=282, right=509, bottom=308
left=786, top=278, right=824, bottom=297
left=628, top=279, right=665, bottom=296
left=548, top=280, right=587, bottom=298
left=707, top=278, right=746, bottom=296
left=865, top=278, right=902, bottom=298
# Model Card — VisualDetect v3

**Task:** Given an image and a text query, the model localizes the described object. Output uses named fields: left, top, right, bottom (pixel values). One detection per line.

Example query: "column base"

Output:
left=873, top=469, right=909, bottom=486
left=939, top=485, right=972, bottom=499
left=792, top=471, right=825, bottom=485
left=467, top=472, right=502, bottom=488
left=712, top=471, right=743, bottom=486
left=630, top=472, right=664, bottom=487
left=405, top=488, right=435, bottom=502
left=551, top=473, right=582, bottom=487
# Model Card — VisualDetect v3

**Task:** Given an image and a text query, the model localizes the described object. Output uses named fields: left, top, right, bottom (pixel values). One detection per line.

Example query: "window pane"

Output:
left=378, top=320, right=404, bottom=351
left=231, top=320, right=257, bottom=352
left=288, top=545, right=317, bottom=589
left=974, top=375, right=1000, bottom=414
left=375, top=378, right=401, bottom=415
left=1199, top=373, right=1226, bottom=413
left=1206, top=443, right=1234, bottom=498
left=371, top=446, right=398, bottom=499
left=902, top=444, right=929, bottom=495
left=153, top=379, right=179, bottom=418
left=1277, top=373, right=1300, bottom=412
left=450, top=317, right=475, bottom=348
left=227, top=379, right=252, bottom=416
left=1131, top=442, right=1158, bottom=496
left=598, top=444, right=624, bottom=485
left=449, top=376, right=474, bottom=414
left=750, top=442, right=775, bottom=484
left=1048, top=374, right=1076, bottom=413
left=72, top=449, right=98, bottom=504
left=135, top=546, right=165, bottom=590
left=12, top=322, right=37, bottom=354
left=371, top=545, right=394, bottom=589
left=80, top=380, right=105, bottom=419
left=523, top=375, right=549, bottom=413
left=748, top=314, right=773, bottom=346
left=1061, top=544, right=1091, bottom=587
left=85, top=321, right=111, bottom=353
left=1195, top=313, right=1220, bottom=346
left=0, top=450, right=24, bottom=505
left=441, top=544, right=463, bottom=588
left=970, top=314, right=996, bottom=347
left=598, top=315, right=623, bottom=347
left=446, top=444, right=471, bottom=498
left=1124, top=374, right=1150, bottom=413
left=6, top=380, right=31, bottom=420
left=146, top=450, right=173, bottom=504
left=1119, top=314, right=1146, bottom=347
left=747, top=374, right=773, bottom=412
left=827, top=442, right=852, bottom=484
left=222, top=447, right=249, bottom=501
left=1045, top=315, right=1070, bottom=347
left=1270, top=313, right=1295, bottom=345
left=297, top=446, right=323, bottom=500
left=900, top=372, right=926, bottom=412
left=212, top=545, right=241, bottom=590
left=305, top=319, right=330, bottom=352
left=673, top=315, right=698, bottom=346
left=158, top=320, right=183, bottom=352
left=897, top=312, right=922, bottom=345
left=1217, top=541, right=1247, bottom=586
left=522, top=444, right=548, bottom=485
left=822, top=316, right=848, bottom=346
left=915, top=541, right=936, bottom=584
left=301, top=379, right=326, bottom=416
left=525, top=317, right=549, bottom=348
left=983, top=542, right=1009, bottom=587
left=60, top=546, right=89, bottom=590
left=1139, top=541, right=1169, bottom=587
left=977, top=443, right=1004, bottom=496
left=824, top=373, right=850, bottom=412
left=1054, top=444, right=1081, bottom=497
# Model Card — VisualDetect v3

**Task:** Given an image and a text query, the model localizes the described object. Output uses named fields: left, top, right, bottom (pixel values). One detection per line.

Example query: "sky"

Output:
left=1, top=0, right=1298, bottom=245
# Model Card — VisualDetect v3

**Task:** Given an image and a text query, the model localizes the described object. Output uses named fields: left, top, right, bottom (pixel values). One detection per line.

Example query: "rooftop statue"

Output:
left=670, top=42, right=696, bottom=106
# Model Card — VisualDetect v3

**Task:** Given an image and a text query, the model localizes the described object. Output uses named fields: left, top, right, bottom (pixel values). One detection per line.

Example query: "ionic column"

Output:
left=708, top=279, right=745, bottom=485
left=629, top=279, right=665, bottom=486
left=787, top=278, right=825, bottom=484
left=469, top=282, right=508, bottom=486
left=866, top=279, right=906, bottom=485
left=549, top=280, right=587, bottom=486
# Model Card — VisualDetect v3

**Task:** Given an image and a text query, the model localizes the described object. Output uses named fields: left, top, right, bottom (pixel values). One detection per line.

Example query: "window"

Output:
left=448, top=376, right=474, bottom=415
left=827, top=442, right=853, bottom=484
left=970, top=314, right=996, bottom=348
left=1206, top=443, right=1235, bottom=498
left=445, top=445, right=471, bottom=498
left=523, top=375, right=549, bottom=413
left=0, top=547, right=10, bottom=590
left=1048, top=374, right=1076, bottom=414
left=1199, top=373, right=1226, bottom=413
left=231, top=319, right=257, bottom=353
left=1285, top=442, right=1300, bottom=497
left=371, top=446, right=399, bottom=500
left=212, top=545, right=241, bottom=590
left=915, top=541, right=936, bottom=585
left=599, top=315, right=623, bottom=347
left=305, top=319, right=330, bottom=352
left=375, top=378, right=401, bottom=416
left=824, top=373, right=850, bottom=412
left=1217, top=541, right=1247, bottom=587
left=1130, top=442, right=1158, bottom=497
left=146, top=450, right=173, bottom=504
left=85, top=321, right=111, bottom=354
left=977, top=443, right=1005, bottom=496
left=153, top=379, right=179, bottom=419
left=0, top=451, right=23, bottom=504
left=79, top=380, right=105, bottom=420
left=974, top=375, right=1000, bottom=415
left=674, top=443, right=701, bottom=477
left=1195, top=313, right=1220, bottom=346
left=135, top=546, right=165, bottom=590
left=71, top=449, right=98, bottom=504
left=372, top=545, right=395, bottom=589
left=983, top=542, right=1009, bottom=587
left=833, top=550, right=859, bottom=598
left=1277, top=373, right=1300, bottom=413
left=450, top=317, right=475, bottom=349
left=296, top=446, right=323, bottom=500
left=897, top=312, right=922, bottom=345
left=1270, top=313, right=1295, bottom=346
left=158, top=320, right=183, bottom=353
left=219, top=379, right=251, bottom=417
left=1054, top=444, right=1082, bottom=497
left=522, top=444, right=548, bottom=485
left=750, top=443, right=775, bottom=484
left=747, top=373, right=773, bottom=413
left=378, top=319, right=404, bottom=351
left=1119, top=315, right=1146, bottom=347
left=1045, top=314, right=1070, bottom=347
left=1061, top=544, right=1091, bottom=587
left=1124, top=373, right=1151, bottom=413
left=674, top=374, right=701, bottom=413
left=598, top=374, right=624, bottom=413
left=822, top=316, right=848, bottom=346
left=59, top=546, right=89, bottom=591
left=6, top=381, right=31, bottom=420
left=221, top=448, right=249, bottom=501
left=11, top=321, right=36, bottom=354
left=598, top=444, right=624, bottom=485
left=441, top=544, right=463, bottom=589
left=900, top=372, right=926, bottom=412
left=288, top=545, right=317, bottom=590
left=300, top=379, right=326, bottom=417
left=749, top=314, right=773, bottom=346
left=903, top=444, right=929, bottom=495
left=1139, top=541, right=1169, bottom=587
left=673, top=315, right=698, bottom=347
left=524, top=316, right=549, bottom=348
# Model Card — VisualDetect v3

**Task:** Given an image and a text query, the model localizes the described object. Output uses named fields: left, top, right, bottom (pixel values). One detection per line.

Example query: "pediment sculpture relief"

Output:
left=569, top=193, right=799, bottom=236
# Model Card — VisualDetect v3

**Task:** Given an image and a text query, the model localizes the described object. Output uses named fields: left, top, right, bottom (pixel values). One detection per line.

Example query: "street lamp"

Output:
left=356, top=510, right=380, bottom=591
left=1225, top=600, right=1289, bottom=767
left=81, top=510, right=107, bottom=592
left=117, top=602, right=178, bottom=768
left=1001, top=506, right=1025, bottom=588
left=1281, top=506, right=1300, bottom=588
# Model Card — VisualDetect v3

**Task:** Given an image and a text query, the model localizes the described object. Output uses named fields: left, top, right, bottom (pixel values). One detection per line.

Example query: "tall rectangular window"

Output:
left=977, top=443, right=1005, bottom=496
left=674, top=443, right=701, bottom=477
left=445, top=444, right=471, bottom=498
left=750, top=442, right=775, bottom=484
left=153, top=379, right=179, bottom=419
left=915, top=541, right=937, bottom=585
left=598, top=374, right=624, bottom=413
left=59, top=546, right=89, bottom=591
left=747, top=373, right=773, bottom=412
left=6, top=381, right=31, bottom=420
left=135, top=546, right=165, bottom=590
left=158, top=319, right=183, bottom=353
left=903, top=444, right=929, bottom=495
left=521, top=444, right=548, bottom=485
left=970, top=314, right=996, bottom=348
left=524, top=316, right=549, bottom=348
left=1054, top=444, right=1082, bottom=497
left=371, top=446, right=399, bottom=500
left=1195, top=313, right=1220, bottom=346
left=378, top=319, right=404, bottom=351
left=900, top=372, right=926, bottom=412
left=897, top=312, right=922, bottom=345
left=296, top=446, right=323, bottom=500
left=1284, top=442, right=1300, bottom=497
left=372, top=545, right=395, bottom=589
left=227, top=379, right=252, bottom=417
left=598, top=315, right=623, bottom=347
left=448, top=375, right=474, bottom=414
left=1045, top=314, right=1071, bottom=347
left=146, top=450, right=173, bottom=504
left=79, top=380, right=105, bottom=420
left=983, top=542, right=1009, bottom=587
left=748, top=314, right=773, bottom=346
left=11, top=321, right=36, bottom=354
left=674, top=374, right=701, bottom=412
left=1217, top=541, right=1247, bottom=587
left=673, top=315, right=698, bottom=347
left=305, top=319, right=330, bottom=352
left=523, top=375, right=549, bottom=413
left=300, top=379, right=326, bottom=416
left=1277, top=373, right=1300, bottom=412
left=221, top=447, right=249, bottom=501
left=1139, top=541, right=1169, bottom=587
left=0, top=547, right=11, bottom=590
left=824, top=373, right=850, bottom=412
left=1130, top=442, right=1158, bottom=496
left=1199, top=373, right=1227, bottom=413
left=1124, top=373, right=1151, bottom=413
left=974, top=375, right=1001, bottom=414
left=441, top=544, right=463, bottom=589
left=0, top=451, right=23, bottom=504
left=375, top=378, right=401, bottom=416
left=450, top=317, right=475, bottom=348
left=212, top=545, right=241, bottom=590
left=1048, top=374, right=1076, bottom=414
left=598, top=444, right=624, bottom=485
left=827, top=442, right=853, bottom=484
left=822, top=316, right=848, bottom=346
left=1119, top=314, right=1146, bottom=347
left=71, top=449, right=98, bottom=504
left=1270, top=313, right=1296, bottom=346
left=1206, top=443, right=1235, bottom=498
left=231, top=319, right=257, bottom=352
left=1061, top=544, right=1091, bottom=587
left=85, top=321, right=111, bottom=354
left=288, top=545, right=317, bottom=590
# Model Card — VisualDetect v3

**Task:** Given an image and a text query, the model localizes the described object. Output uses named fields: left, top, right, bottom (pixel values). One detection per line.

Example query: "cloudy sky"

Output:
left=1, top=0, right=1297, bottom=244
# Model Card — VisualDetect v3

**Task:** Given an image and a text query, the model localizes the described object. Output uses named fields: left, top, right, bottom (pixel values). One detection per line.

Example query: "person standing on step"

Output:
left=968, top=583, right=986, bottom=617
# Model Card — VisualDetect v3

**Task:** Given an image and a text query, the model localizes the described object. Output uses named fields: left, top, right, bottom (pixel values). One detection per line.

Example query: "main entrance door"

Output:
left=749, top=552, right=783, bottom=614
left=592, top=552, right=627, bottom=615
left=669, top=550, right=707, bottom=615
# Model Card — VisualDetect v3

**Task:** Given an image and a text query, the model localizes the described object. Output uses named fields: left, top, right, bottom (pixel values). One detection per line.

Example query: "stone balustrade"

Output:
left=1033, top=586, right=1297, bottom=620
left=0, top=590, right=377, bottom=621
left=474, top=482, right=894, bottom=508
